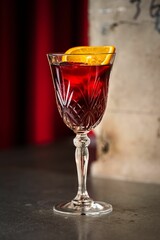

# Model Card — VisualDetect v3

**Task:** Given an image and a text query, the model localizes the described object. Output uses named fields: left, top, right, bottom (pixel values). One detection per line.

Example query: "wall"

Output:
left=89, top=0, right=160, bottom=183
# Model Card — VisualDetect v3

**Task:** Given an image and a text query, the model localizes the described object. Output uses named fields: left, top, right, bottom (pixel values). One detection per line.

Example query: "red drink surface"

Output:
left=51, top=62, right=112, bottom=133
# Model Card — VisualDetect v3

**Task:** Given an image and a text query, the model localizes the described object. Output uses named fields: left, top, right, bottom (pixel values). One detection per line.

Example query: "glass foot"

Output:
left=53, top=201, right=112, bottom=216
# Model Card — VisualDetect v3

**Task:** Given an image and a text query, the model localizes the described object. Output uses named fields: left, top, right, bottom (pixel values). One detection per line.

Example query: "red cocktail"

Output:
left=51, top=62, right=112, bottom=133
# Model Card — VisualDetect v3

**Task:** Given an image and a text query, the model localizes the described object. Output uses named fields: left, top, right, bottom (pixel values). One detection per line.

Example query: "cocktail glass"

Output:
left=47, top=50, right=115, bottom=216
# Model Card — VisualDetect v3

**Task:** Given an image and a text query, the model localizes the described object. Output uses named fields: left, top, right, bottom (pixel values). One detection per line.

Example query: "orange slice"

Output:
left=63, top=46, right=116, bottom=65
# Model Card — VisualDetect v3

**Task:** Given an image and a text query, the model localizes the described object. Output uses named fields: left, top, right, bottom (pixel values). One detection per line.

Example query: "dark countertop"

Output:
left=0, top=138, right=160, bottom=240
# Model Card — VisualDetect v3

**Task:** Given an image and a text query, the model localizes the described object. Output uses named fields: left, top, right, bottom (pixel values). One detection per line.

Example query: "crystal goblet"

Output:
left=47, top=50, right=115, bottom=216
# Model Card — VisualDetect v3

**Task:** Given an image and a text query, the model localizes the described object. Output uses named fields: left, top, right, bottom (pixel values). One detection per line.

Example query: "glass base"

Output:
left=53, top=201, right=112, bottom=216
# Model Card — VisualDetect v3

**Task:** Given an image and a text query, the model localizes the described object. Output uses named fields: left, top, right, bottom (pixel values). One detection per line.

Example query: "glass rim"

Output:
left=47, top=52, right=116, bottom=56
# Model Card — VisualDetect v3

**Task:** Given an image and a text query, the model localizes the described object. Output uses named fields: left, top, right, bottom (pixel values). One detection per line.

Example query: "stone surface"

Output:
left=89, top=0, right=160, bottom=183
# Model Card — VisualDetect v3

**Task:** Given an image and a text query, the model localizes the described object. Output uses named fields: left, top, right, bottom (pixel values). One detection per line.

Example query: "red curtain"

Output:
left=0, top=0, right=88, bottom=149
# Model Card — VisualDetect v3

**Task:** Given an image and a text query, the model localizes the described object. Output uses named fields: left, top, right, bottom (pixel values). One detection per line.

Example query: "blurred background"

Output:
left=0, top=0, right=88, bottom=149
left=0, top=0, right=160, bottom=184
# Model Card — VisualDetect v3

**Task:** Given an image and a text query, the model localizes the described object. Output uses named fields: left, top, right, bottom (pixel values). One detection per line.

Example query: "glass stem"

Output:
left=72, top=133, right=93, bottom=206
